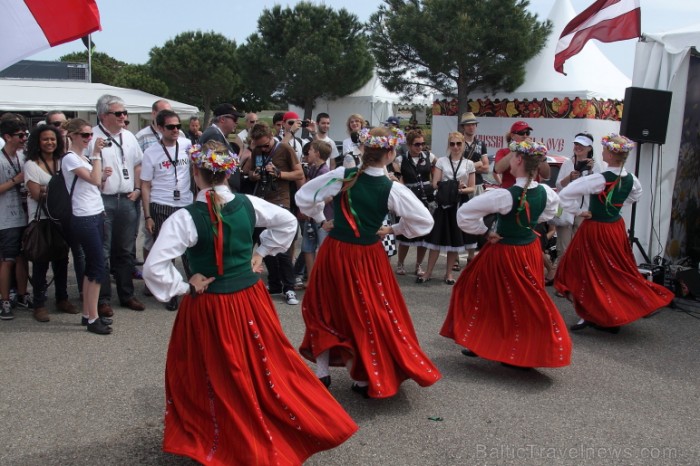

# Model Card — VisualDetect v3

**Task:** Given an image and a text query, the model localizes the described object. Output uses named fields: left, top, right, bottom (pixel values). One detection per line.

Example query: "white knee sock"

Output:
left=315, top=350, right=330, bottom=378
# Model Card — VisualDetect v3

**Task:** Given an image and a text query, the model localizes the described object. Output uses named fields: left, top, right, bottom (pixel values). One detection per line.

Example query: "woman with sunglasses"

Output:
left=23, top=125, right=79, bottom=322
left=420, top=132, right=476, bottom=284
left=442, top=140, right=571, bottom=370
left=392, top=129, right=436, bottom=277
left=494, top=121, right=550, bottom=188
left=62, top=119, right=113, bottom=335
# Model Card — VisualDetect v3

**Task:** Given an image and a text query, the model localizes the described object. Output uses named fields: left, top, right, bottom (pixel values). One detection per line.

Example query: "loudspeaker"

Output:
left=620, top=87, right=673, bottom=144
left=676, top=268, right=700, bottom=299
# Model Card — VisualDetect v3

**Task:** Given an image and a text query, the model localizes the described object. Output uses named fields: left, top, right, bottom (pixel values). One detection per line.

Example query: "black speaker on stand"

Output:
left=619, top=87, right=673, bottom=263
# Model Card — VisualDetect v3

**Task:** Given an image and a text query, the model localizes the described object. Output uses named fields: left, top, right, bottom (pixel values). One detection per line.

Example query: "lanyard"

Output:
left=150, top=125, right=161, bottom=141
left=37, top=153, right=58, bottom=176
left=98, top=123, right=125, bottom=165
left=160, top=141, right=179, bottom=189
left=2, top=148, right=21, bottom=176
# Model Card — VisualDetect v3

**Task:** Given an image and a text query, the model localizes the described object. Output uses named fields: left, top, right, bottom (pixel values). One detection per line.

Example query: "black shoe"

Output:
left=461, top=348, right=478, bottom=358
left=569, top=320, right=590, bottom=331
left=87, top=318, right=113, bottom=335
left=165, top=297, right=179, bottom=311
left=501, top=362, right=531, bottom=371
left=319, top=375, right=331, bottom=388
left=82, top=316, right=113, bottom=326
left=592, top=324, right=621, bottom=334
left=351, top=383, right=370, bottom=398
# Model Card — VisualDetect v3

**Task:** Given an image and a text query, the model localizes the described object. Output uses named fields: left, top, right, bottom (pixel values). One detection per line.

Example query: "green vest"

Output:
left=496, top=184, right=547, bottom=246
left=589, top=171, right=633, bottom=222
left=329, top=168, right=393, bottom=245
left=184, top=195, right=259, bottom=294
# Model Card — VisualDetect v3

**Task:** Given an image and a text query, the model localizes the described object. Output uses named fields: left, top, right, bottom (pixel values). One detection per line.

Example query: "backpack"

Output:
left=45, top=164, right=78, bottom=230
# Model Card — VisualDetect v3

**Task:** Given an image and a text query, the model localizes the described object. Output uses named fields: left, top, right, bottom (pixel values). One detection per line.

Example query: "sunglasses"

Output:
left=79, top=132, right=93, bottom=138
left=49, top=121, right=63, bottom=128
left=412, top=142, right=425, bottom=147
left=13, top=132, right=28, bottom=139
left=107, top=111, right=129, bottom=117
left=449, top=141, right=463, bottom=147
left=222, top=115, right=238, bottom=122
left=164, top=124, right=182, bottom=131
left=286, top=120, right=298, bottom=126
left=248, top=120, right=258, bottom=124
left=513, top=130, right=531, bottom=136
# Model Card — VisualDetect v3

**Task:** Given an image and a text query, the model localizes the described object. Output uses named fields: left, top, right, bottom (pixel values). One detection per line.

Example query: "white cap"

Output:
left=573, top=135, right=593, bottom=146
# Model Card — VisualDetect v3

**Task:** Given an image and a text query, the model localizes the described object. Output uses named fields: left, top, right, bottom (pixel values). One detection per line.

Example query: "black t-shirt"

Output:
left=463, top=139, right=487, bottom=185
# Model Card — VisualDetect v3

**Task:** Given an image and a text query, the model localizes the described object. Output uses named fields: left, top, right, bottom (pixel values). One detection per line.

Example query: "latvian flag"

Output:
left=0, top=0, right=101, bottom=72
left=554, top=0, right=641, bottom=75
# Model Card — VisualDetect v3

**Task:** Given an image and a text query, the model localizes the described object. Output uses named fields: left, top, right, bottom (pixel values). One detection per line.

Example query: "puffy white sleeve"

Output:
left=143, top=208, right=198, bottom=302
left=457, top=188, right=514, bottom=235
left=558, top=174, right=606, bottom=215
left=247, top=195, right=297, bottom=257
left=388, top=183, right=434, bottom=238
left=538, top=184, right=560, bottom=223
left=295, top=166, right=345, bottom=223
left=624, top=174, right=643, bottom=206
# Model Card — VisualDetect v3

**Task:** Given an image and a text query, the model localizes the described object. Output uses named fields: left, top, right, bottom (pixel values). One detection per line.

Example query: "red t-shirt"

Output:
left=495, top=147, right=515, bottom=188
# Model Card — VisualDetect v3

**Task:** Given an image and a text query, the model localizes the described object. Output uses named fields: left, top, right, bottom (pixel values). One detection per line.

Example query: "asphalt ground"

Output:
left=1, top=248, right=699, bottom=466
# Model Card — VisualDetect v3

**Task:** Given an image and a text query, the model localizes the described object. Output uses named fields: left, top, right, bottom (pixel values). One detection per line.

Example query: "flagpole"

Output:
left=87, top=34, right=92, bottom=82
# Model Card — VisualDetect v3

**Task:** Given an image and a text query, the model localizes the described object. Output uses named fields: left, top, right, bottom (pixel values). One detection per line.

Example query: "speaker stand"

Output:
left=628, top=143, right=651, bottom=264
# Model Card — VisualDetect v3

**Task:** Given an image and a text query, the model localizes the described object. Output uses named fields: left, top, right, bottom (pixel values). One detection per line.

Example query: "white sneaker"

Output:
left=285, top=290, right=299, bottom=305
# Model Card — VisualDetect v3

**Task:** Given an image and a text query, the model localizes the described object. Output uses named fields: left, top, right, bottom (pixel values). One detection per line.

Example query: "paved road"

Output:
left=1, top=249, right=699, bottom=465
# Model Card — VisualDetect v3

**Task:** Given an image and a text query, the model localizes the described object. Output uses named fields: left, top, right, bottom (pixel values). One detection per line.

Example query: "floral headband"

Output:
left=601, top=133, right=634, bottom=154
left=509, top=140, right=548, bottom=158
left=359, top=127, right=406, bottom=149
left=188, top=144, right=239, bottom=174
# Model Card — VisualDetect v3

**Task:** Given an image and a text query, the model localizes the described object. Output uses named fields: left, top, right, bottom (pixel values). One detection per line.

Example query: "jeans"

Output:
left=70, top=213, right=105, bottom=284
left=100, top=194, right=138, bottom=303
left=31, top=257, right=68, bottom=308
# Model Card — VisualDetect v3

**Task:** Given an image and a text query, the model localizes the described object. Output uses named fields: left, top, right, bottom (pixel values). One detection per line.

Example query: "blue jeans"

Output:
left=70, top=213, right=105, bottom=284
left=100, top=194, right=138, bottom=303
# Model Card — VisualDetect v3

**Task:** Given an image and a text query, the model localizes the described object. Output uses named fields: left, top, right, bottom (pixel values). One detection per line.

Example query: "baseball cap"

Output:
left=573, top=134, right=594, bottom=146
left=213, top=103, right=245, bottom=118
left=384, top=116, right=400, bottom=126
left=283, top=111, right=300, bottom=122
left=510, top=121, right=533, bottom=133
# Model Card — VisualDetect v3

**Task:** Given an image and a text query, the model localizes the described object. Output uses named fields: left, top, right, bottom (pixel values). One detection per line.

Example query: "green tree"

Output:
left=149, top=31, right=241, bottom=123
left=60, top=51, right=125, bottom=84
left=367, top=0, right=552, bottom=117
left=112, top=64, right=168, bottom=97
left=237, top=2, right=374, bottom=120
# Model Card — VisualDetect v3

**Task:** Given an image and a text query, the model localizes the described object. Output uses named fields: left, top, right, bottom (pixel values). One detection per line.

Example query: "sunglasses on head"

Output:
left=449, top=141, right=463, bottom=147
left=164, top=124, right=182, bottom=131
left=412, top=142, right=425, bottom=147
left=514, top=130, right=531, bottom=136
left=108, top=111, right=128, bottom=117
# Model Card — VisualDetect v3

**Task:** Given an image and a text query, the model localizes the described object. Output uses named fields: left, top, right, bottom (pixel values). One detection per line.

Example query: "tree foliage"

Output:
left=60, top=51, right=125, bottom=84
left=111, top=64, right=168, bottom=97
left=367, top=0, right=552, bottom=116
left=149, top=31, right=241, bottom=123
left=237, top=2, right=374, bottom=119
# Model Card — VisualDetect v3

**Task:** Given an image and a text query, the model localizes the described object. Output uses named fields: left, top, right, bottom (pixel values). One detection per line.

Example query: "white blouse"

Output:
left=143, top=185, right=297, bottom=302
left=558, top=167, right=642, bottom=216
left=295, top=166, right=434, bottom=240
left=457, top=179, right=560, bottom=235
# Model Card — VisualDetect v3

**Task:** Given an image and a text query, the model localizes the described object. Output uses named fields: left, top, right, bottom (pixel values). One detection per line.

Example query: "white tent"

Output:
left=290, top=71, right=432, bottom=141
left=432, top=0, right=630, bottom=156
left=0, top=78, right=198, bottom=126
left=629, top=22, right=700, bottom=263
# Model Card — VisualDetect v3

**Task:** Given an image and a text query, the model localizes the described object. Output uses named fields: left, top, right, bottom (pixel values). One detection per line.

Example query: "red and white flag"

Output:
left=0, top=0, right=101, bottom=72
left=554, top=0, right=641, bottom=75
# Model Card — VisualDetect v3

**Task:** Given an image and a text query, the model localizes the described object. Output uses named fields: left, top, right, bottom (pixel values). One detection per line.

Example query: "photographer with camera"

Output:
left=554, top=132, right=603, bottom=261
left=244, top=123, right=304, bottom=305
left=338, top=113, right=365, bottom=169
left=276, top=111, right=306, bottom=160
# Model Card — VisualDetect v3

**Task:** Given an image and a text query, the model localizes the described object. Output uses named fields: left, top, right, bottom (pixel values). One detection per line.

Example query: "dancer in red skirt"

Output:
left=555, top=133, right=673, bottom=333
left=441, top=140, right=571, bottom=369
left=143, top=141, right=357, bottom=466
left=295, top=126, right=441, bottom=398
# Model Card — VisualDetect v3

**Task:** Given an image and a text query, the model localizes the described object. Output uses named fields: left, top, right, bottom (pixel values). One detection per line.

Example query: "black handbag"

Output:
left=22, top=198, right=69, bottom=263
left=435, top=158, right=463, bottom=207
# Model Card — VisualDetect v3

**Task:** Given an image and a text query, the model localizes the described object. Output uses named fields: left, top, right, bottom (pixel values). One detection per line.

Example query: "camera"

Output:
left=301, top=120, right=309, bottom=128
left=350, top=131, right=360, bottom=144
left=103, top=139, right=113, bottom=147
left=575, top=160, right=590, bottom=173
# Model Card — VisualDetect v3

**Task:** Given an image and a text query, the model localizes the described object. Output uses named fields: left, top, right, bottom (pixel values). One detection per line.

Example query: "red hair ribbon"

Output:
left=205, top=189, right=224, bottom=275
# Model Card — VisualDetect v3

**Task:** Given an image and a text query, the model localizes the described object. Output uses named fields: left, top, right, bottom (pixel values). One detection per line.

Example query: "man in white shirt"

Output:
left=304, top=113, right=339, bottom=166
left=141, top=109, right=192, bottom=311
left=237, top=112, right=258, bottom=148
left=91, top=94, right=145, bottom=316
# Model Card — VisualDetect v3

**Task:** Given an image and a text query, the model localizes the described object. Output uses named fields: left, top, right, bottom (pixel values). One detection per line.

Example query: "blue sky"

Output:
left=28, top=0, right=699, bottom=79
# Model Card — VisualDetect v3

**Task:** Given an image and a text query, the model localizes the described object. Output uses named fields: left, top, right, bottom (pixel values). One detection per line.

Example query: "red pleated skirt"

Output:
left=440, top=240, right=571, bottom=368
left=163, top=280, right=358, bottom=466
left=554, top=218, right=673, bottom=327
left=299, top=237, right=441, bottom=398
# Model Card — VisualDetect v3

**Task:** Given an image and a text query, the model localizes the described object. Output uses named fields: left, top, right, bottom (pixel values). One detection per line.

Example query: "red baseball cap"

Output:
left=510, top=121, right=533, bottom=133
left=283, top=111, right=300, bottom=121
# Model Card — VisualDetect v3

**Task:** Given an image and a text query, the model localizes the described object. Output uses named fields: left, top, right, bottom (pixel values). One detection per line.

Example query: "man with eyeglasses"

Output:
left=494, top=120, right=550, bottom=189
left=200, top=103, right=245, bottom=192
left=92, top=94, right=146, bottom=316
left=276, top=111, right=306, bottom=160
left=0, top=117, right=31, bottom=320
left=237, top=112, right=258, bottom=149
left=140, top=109, right=193, bottom=312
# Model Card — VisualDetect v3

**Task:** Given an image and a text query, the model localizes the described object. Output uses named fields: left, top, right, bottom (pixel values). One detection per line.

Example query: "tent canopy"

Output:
left=0, top=78, right=198, bottom=115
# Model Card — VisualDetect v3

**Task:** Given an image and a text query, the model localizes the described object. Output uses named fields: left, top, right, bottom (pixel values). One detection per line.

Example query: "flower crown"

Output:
left=601, top=133, right=635, bottom=154
left=509, top=140, right=548, bottom=158
left=359, top=127, right=406, bottom=149
left=188, top=144, right=239, bottom=174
